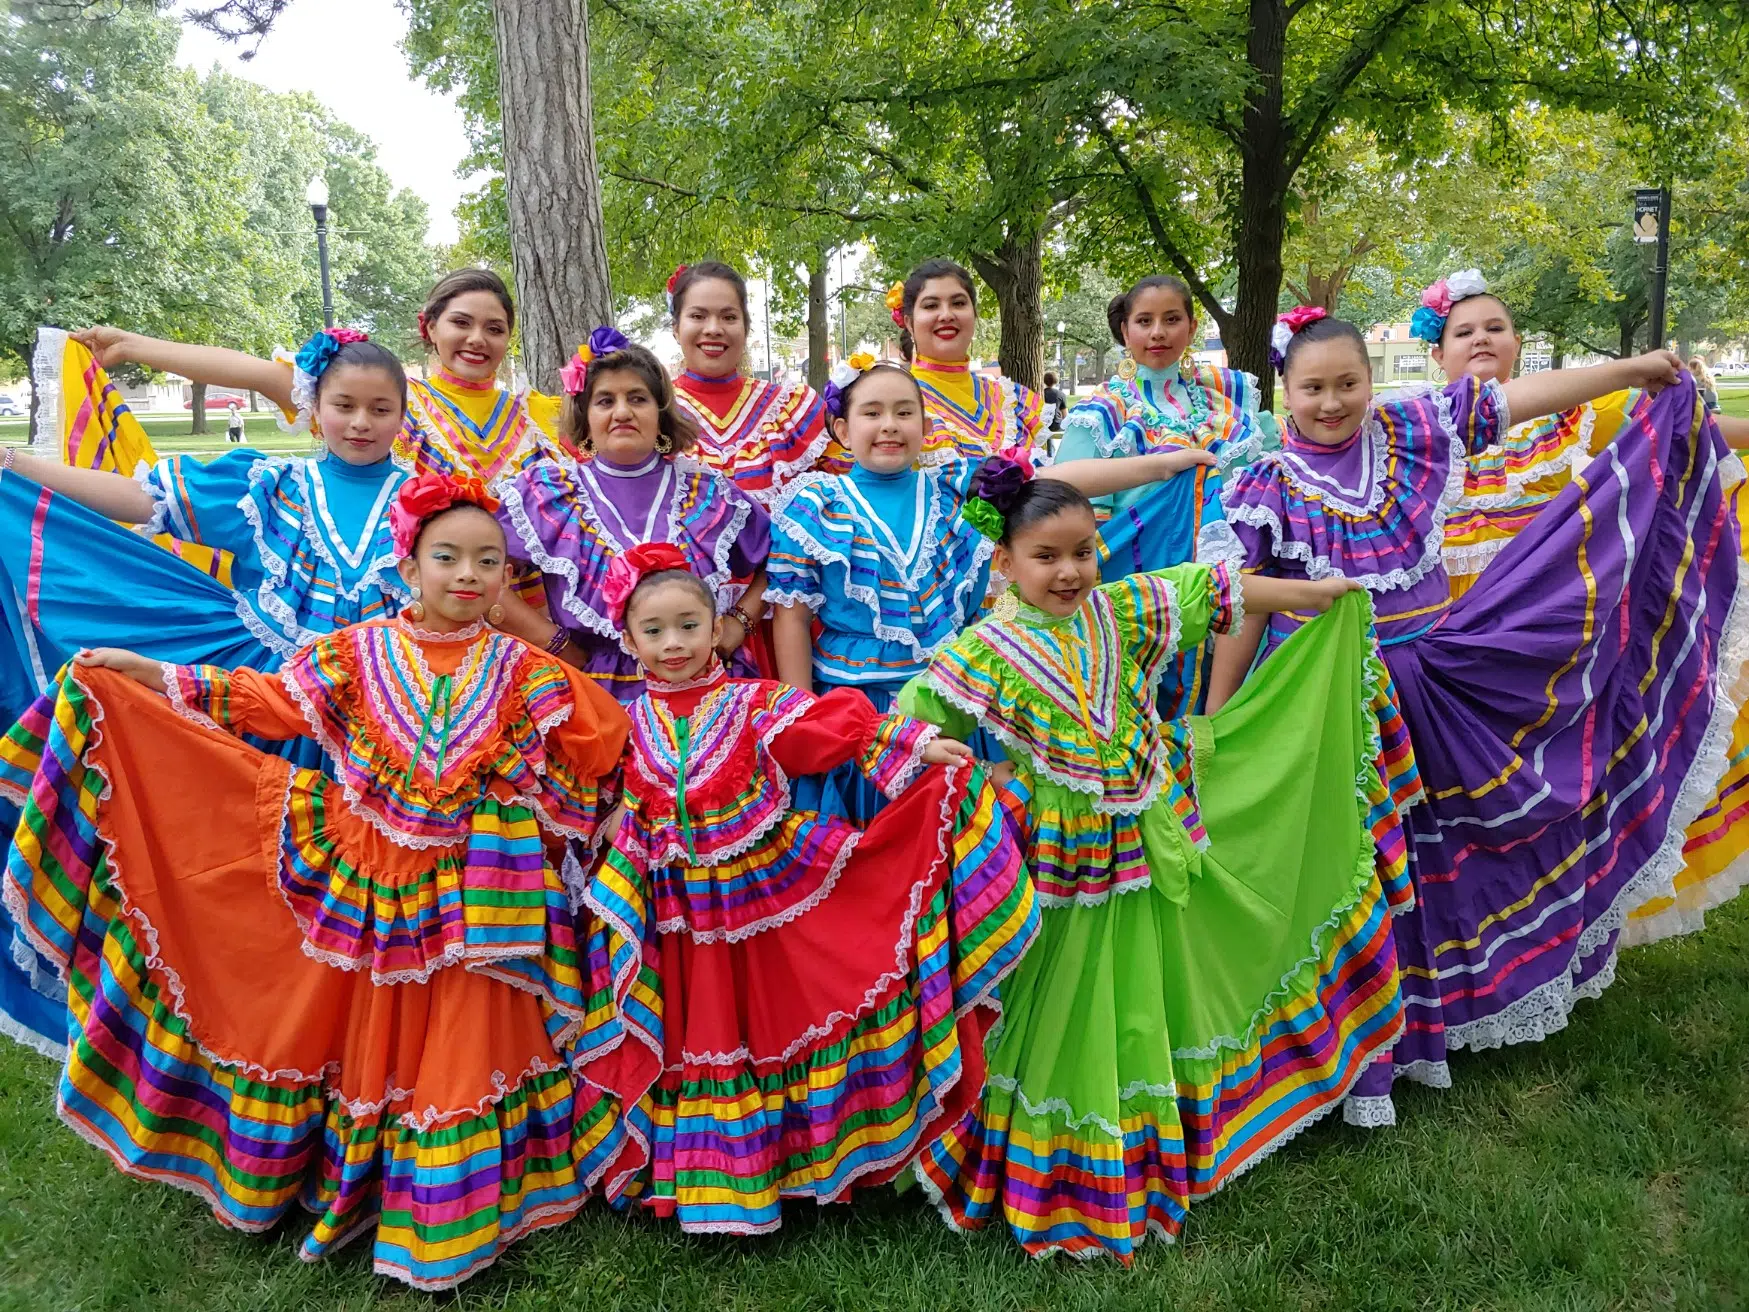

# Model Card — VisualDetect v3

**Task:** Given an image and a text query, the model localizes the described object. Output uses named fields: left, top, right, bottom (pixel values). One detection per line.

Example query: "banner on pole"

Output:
left=1633, top=189, right=1663, bottom=244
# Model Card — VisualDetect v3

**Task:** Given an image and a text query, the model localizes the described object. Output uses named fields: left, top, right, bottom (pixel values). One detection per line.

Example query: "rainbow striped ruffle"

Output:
left=572, top=763, right=1037, bottom=1232
left=0, top=673, right=603, bottom=1290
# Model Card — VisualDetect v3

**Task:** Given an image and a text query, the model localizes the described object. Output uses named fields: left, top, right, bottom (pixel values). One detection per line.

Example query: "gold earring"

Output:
left=656, top=432, right=673, bottom=455
left=486, top=603, right=505, bottom=626
left=1116, top=350, right=1138, bottom=382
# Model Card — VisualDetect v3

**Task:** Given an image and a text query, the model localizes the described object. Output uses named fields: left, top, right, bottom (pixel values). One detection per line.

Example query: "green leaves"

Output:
left=0, top=8, right=436, bottom=375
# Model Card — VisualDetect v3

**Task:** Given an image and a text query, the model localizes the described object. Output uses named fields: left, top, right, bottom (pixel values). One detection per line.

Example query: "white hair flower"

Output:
left=1445, top=269, right=1489, bottom=302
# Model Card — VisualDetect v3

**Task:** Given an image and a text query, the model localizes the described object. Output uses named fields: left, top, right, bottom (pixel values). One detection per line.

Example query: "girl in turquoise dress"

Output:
left=767, top=358, right=1215, bottom=819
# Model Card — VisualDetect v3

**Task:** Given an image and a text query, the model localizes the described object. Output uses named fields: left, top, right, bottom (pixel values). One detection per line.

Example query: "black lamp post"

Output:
left=307, top=175, right=334, bottom=329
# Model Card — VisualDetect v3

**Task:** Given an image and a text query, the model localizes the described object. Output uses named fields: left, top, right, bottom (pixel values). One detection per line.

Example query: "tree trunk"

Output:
left=1618, top=316, right=1639, bottom=359
left=1231, top=0, right=1291, bottom=407
left=806, top=258, right=829, bottom=390
left=970, top=229, right=1046, bottom=390
left=493, top=0, right=613, bottom=392
left=190, top=381, right=209, bottom=435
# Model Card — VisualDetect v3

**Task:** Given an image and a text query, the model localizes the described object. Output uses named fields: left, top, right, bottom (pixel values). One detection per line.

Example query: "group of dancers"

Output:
left=0, top=255, right=1743, bottom=1290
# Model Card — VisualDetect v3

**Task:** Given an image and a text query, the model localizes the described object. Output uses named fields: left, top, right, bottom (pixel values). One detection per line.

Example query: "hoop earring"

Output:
left=486, top=603, right=505, bottom=627
left=1116, top=350, right=1138, bottom=382
left=408, top=586, right=426, bottom=624
left=656, top=432, right=673, bottom=455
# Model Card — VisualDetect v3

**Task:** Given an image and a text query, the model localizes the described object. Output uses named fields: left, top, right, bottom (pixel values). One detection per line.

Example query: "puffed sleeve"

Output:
left=1442, top=374, right=1510, bottom=454
left=1102, top=562, right=1239, bottom=682
left=728, top=488, right=771, bottom=577
left=162, top=662, right=314, bottom=740
left=896, top=671, right=982, bottom=741
left=522, top=658, right=632, bottom=841
left=765, top=684, right=939, bottom=800
left=137, top=449, right=264, bottom=556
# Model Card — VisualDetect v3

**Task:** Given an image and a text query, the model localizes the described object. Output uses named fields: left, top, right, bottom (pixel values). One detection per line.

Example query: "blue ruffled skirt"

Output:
left=0, top=473, right=323, bottom=1057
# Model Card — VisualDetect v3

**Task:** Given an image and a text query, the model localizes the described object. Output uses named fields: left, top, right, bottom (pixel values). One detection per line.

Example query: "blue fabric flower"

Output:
left=294, top=329, right=341, bottom=379
left=1409, top=305, right=1447, bottom=346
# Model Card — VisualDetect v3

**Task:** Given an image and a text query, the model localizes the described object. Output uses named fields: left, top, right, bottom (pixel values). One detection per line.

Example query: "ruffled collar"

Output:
left=644, top=657, right=728, bottom=714
left=431, top=366, right=499, bottom=395
left=395, top=611, right=487, bottom=643
left=913, top=353, right=973, bottom=377
left=680, top=368, right=745, bottom=392
left=991, top=587, right=1083, bottom=630
left=321, top=452, right=401, bottom=483
left=588, top=451, right=664, bottom=479
left=1282, top=418, right=1363, bottom=457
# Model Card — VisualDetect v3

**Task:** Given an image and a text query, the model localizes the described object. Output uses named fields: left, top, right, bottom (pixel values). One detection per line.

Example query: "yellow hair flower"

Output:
left=847, top=351, right=877, bottom=371
left=884, top=281, right=905, bottom=312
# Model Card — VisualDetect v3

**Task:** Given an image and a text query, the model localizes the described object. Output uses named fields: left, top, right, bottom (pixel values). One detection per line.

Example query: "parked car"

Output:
left=0, top=395, right=23, bottom=417
left=184, top=392, right=249, bottom=410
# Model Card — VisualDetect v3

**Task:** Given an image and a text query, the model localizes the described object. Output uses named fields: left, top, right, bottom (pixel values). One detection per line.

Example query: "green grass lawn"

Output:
left=1, top=900, right=1744, bottom=1311
left=0, top=411, right=315, bottom=458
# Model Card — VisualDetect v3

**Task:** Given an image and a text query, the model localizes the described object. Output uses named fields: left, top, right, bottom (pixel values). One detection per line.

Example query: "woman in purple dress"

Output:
left=1216, top=308, right=1742, bottom=1126
left=497, top=328, right=769, bottom=703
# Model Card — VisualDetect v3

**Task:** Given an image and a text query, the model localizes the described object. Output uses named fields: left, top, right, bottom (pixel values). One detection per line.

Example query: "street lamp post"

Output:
left=307, top=176, right=334, bottom=329
left=1056, top=320, right=1066, bottom=374
left=764, top=270, right=775, bottom=381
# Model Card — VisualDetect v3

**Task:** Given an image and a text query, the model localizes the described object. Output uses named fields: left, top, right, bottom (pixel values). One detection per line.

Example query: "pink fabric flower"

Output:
left=603, top=541, right=692, bottom=627
left=328, top=327, right=369, bottom=346
left=1420, top=279, right=1452, bottom=317
left=559, top=353, right=590, bottom=396
left=1278, top=305, right=1328, bottom=334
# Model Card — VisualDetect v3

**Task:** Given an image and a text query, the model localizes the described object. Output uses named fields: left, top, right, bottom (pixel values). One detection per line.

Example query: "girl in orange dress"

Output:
left=0, top=475, right=630, bottom=1290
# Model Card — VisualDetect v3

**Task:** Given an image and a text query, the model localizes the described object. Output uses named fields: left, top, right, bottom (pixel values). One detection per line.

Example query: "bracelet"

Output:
left=725, top=604, right=757, bottom=635
left=544, top=625, right=571, bottom=655
left=1, top=446, right=15, bottom=476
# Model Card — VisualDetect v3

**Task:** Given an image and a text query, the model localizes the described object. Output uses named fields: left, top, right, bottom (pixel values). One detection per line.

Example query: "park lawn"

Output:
left=0, top=899, right=1743, bottom=1312
left=0, top=411, right=312, bottom=457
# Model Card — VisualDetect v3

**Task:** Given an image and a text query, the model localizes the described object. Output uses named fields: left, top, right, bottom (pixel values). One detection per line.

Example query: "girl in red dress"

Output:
left=569, top=543, right=1040, bottom=1232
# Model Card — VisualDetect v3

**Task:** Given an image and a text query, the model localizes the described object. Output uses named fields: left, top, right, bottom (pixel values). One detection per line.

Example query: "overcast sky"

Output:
left=177, top=0, right=475, bottom=244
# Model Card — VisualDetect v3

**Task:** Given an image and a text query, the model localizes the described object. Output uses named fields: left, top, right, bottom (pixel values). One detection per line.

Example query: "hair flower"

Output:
left=389, top=472, right=501, bottom=559
left=560, top=325, right=633, bottom=394
left=288, top=325, right=373, bottom=425
left=665, top=264, right=689, bottom=313
left=603, top=541, right=692, bottom=626
left=822, top=352, right=879, bottom=417
left=1268, top=305, right=1327, bottom=374
left=886, top=280, right=906, bottom=326
left=1411, top=269, right=1489, bottom=344
left=963, top=450, right=1035, bottom=542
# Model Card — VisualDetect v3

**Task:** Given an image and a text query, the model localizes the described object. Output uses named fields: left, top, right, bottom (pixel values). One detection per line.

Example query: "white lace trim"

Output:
left=658, top=830, right=860, bottom=948
left=1444, top=948, right=1616, bottom=1054
left=1456, top=411, right=1596, bottom=511
left=1341, top=1095, right=1396, bottom=1128
left=159, top=663, right=224, bottom=733
left=29, top=327, right=66, bottom=456
left=1194, top=518, right=1246, bottom=572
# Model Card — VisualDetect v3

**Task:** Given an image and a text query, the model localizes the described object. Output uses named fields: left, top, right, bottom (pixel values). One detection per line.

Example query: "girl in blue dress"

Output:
left=768, top=357, right=1213, bottom=819
left=0, top=326, right=412, bottom=1058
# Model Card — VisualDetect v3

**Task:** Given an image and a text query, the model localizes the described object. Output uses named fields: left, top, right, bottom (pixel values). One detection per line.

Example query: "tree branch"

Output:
left=606, top=169, right=897, bottom=226
left=1284, top=0, right=1425, bottom=177
left=1092, top=121, right=1231, bottom=335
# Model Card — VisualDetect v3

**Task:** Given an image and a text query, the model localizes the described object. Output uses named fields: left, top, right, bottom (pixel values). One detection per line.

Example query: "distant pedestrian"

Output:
left=1041, top=371, right=1064, bottom=431
left=1689, top=357, right=1719, bottom=412
left=224, top=401, right=245, bottom=444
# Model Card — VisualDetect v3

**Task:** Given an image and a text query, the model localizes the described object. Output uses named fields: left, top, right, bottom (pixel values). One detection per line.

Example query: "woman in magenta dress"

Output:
left=668, top=261, right=845, bottom=503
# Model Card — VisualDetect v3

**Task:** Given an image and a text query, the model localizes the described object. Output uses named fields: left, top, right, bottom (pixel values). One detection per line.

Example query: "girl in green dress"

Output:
left=900, top=461, right=1412, bottom=1260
